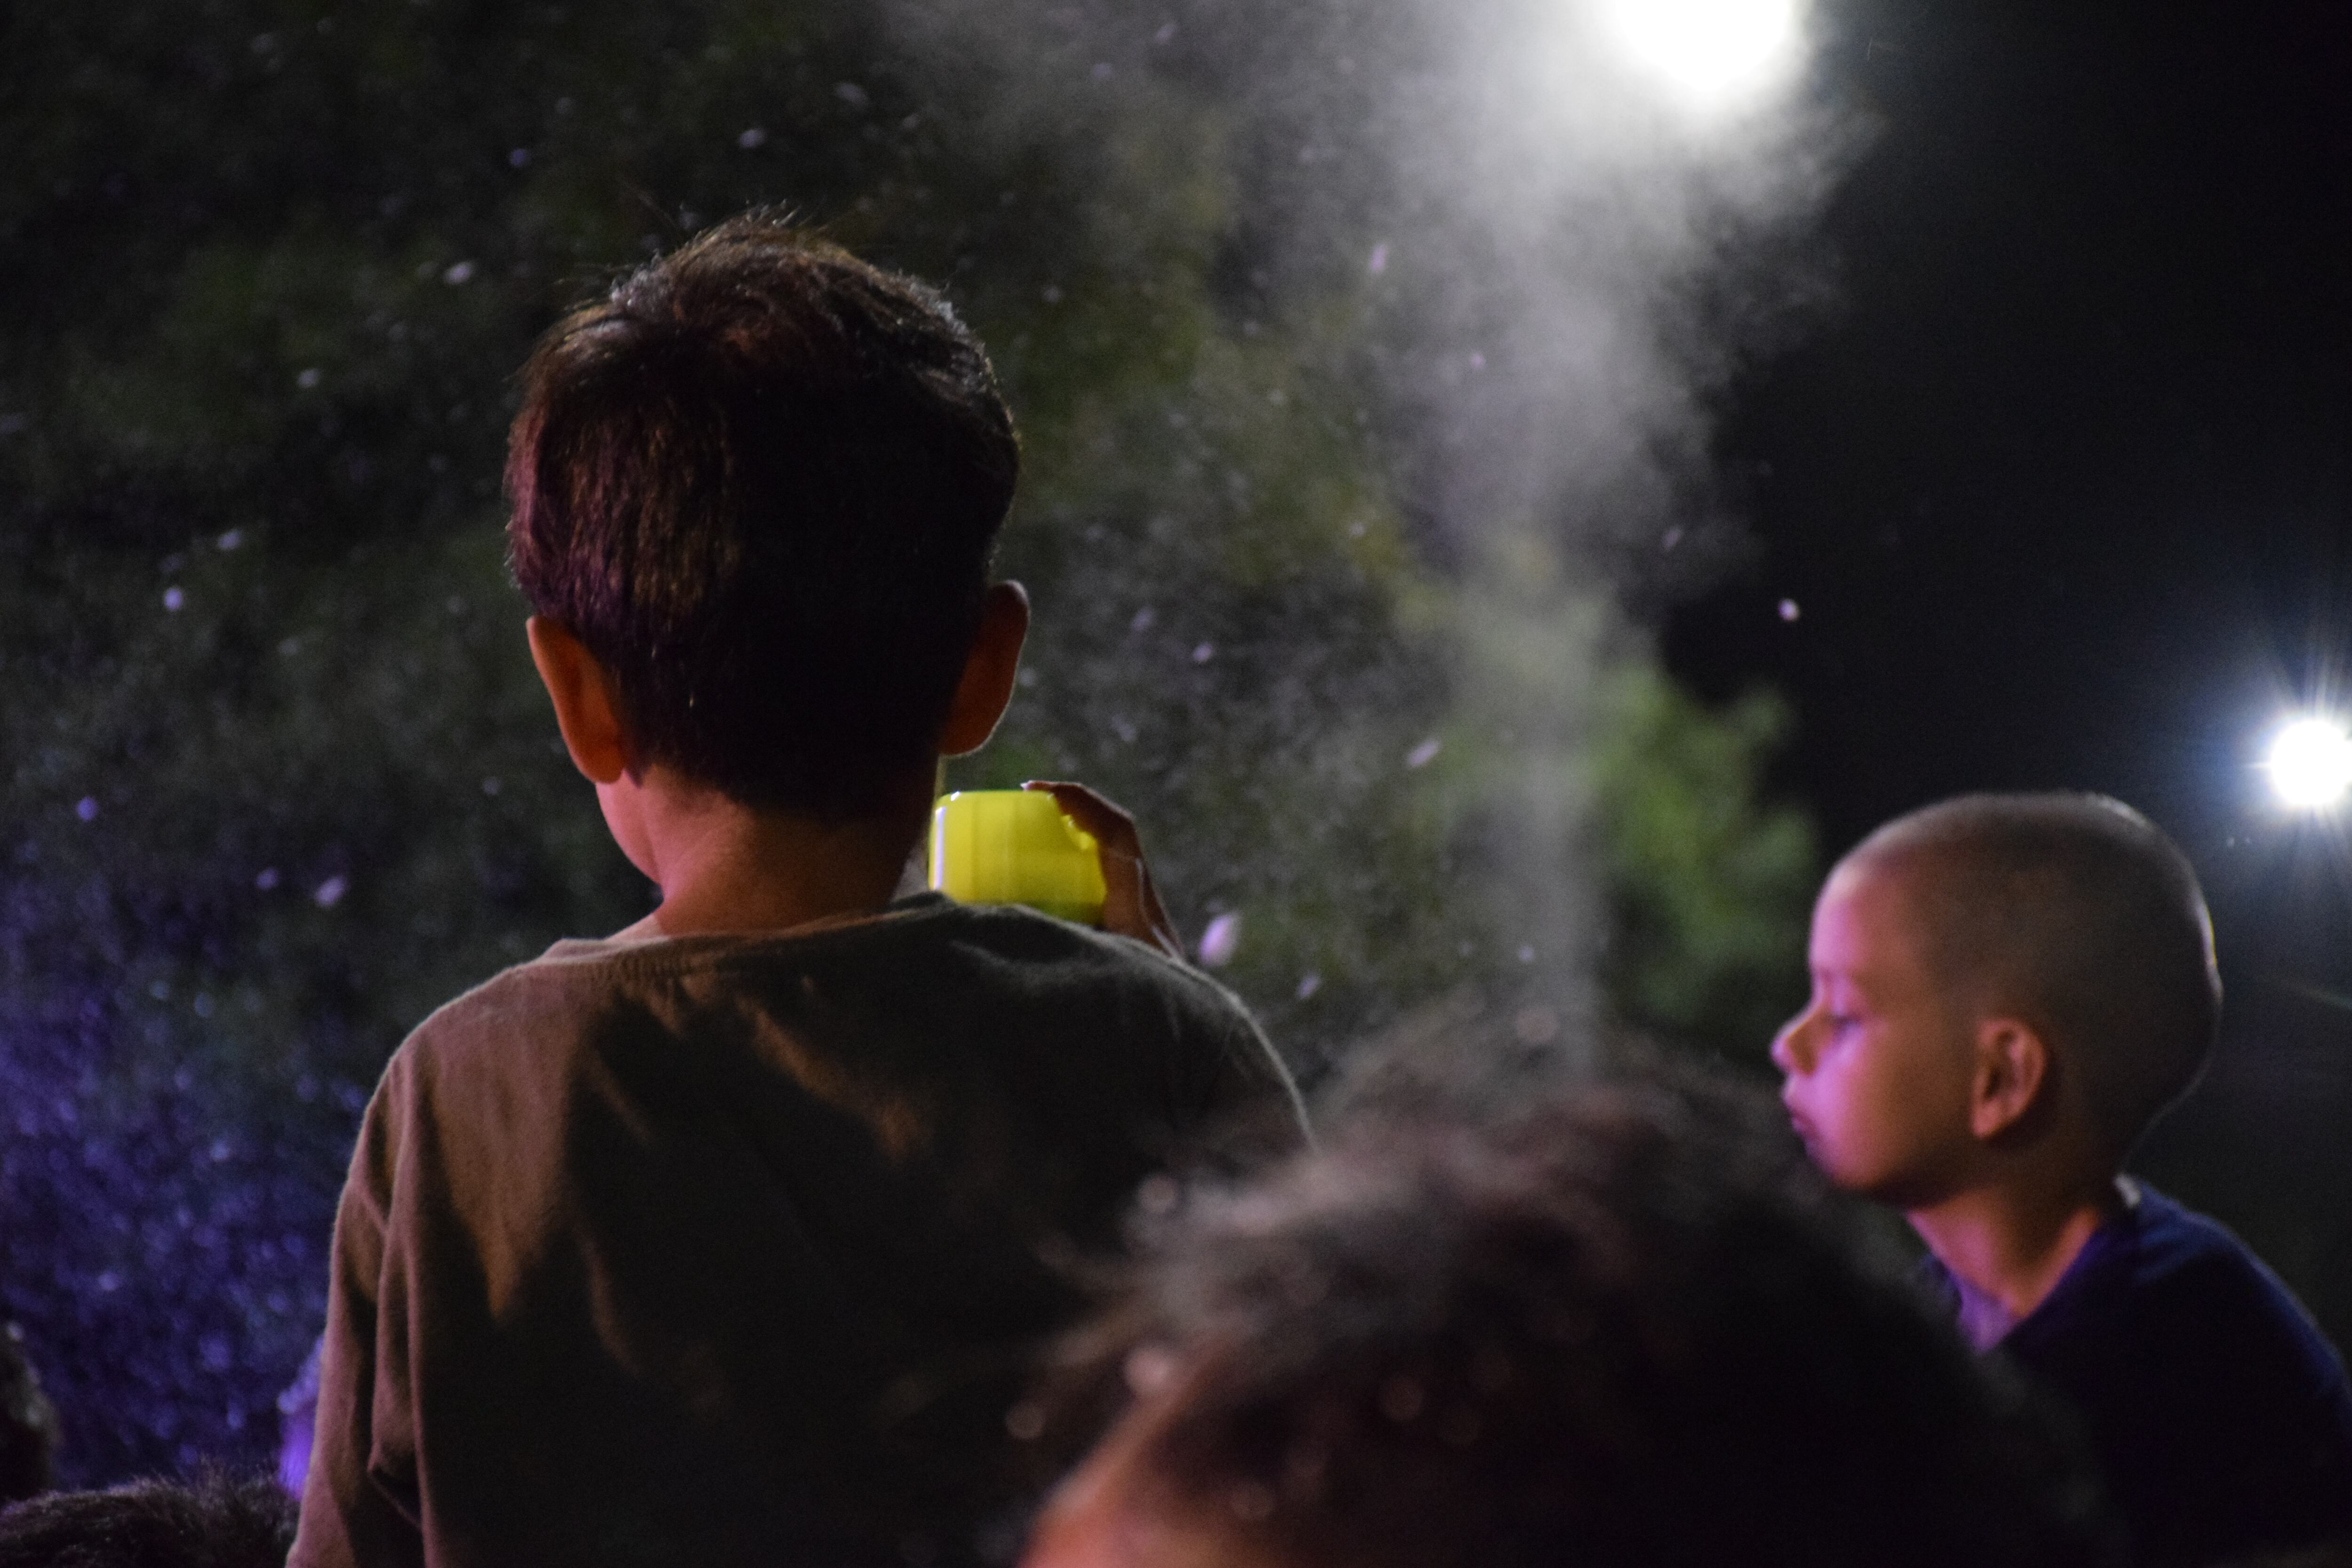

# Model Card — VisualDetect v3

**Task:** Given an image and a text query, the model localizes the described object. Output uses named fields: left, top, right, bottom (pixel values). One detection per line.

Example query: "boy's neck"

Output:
left=607, top=764, right=931, bottom=938
left=1907, top=1172, right=2128, bottom=1345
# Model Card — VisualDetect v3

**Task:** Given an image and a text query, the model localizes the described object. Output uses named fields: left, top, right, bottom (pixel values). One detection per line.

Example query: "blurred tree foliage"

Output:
left=0, top=0, right=1811, bottom=1481
left=1590, top=669, right=1813, bottom=1053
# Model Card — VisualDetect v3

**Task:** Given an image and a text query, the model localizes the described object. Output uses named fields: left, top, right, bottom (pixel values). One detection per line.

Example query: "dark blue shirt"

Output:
left=1926, top=1183, right=2352, bottom=1566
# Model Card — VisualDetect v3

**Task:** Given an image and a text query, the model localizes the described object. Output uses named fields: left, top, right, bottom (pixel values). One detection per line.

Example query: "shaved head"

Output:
left=1846, top=793, right=2220, bottom=1154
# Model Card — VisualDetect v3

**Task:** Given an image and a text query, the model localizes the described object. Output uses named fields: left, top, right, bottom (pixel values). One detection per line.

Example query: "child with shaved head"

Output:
left=1774, top=793, right=2352, bottom=1565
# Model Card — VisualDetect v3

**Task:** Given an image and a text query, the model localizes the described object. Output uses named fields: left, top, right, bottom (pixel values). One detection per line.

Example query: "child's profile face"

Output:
left=1771, top=857, right=1980, bottom=1206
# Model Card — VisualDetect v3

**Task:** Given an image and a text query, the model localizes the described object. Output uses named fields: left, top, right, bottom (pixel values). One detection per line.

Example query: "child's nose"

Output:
left=1769, top=1012, right=1812, bottom=1075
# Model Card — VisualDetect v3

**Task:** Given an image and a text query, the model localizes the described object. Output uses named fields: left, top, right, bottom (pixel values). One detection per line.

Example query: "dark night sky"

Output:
left=1669, top=0, right=2352, bottom=1324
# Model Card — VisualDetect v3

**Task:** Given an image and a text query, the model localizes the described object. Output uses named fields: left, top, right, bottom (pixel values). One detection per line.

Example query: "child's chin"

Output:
left=1785, top=1112, right=1826, bottom=1161
left=1794, top=1135, right=1876, bottom=1195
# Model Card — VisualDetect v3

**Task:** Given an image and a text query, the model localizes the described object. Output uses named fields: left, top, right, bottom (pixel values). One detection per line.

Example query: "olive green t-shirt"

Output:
left=292, top=894, right=1304, bottom=1568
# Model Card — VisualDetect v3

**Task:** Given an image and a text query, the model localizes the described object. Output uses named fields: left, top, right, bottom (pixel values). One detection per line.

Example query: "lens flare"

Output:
left=1594, top=0, right=1806, bottom=113
left=2265, top=716, right=2352, bottom=809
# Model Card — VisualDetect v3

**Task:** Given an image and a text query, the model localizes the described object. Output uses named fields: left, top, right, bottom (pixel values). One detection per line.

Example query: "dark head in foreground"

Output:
left=0, top=1471, right=295, bottom=1568
left=1023, top=1067, right=2114, bottom=1568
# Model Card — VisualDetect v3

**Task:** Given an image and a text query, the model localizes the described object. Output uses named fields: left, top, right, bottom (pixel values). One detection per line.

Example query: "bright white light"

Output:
left=1594, top=0, right=1805, bottom=114
left=2265, top=717, right=2352, bottom=809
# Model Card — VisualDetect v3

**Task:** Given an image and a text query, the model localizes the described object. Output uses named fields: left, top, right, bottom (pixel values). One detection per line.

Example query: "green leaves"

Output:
left=1591, top=667, right=1815, bottom=1055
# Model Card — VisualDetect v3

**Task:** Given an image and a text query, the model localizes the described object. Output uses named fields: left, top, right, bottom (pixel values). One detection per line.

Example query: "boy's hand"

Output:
left=1022, top=781, right=1185, bottom=964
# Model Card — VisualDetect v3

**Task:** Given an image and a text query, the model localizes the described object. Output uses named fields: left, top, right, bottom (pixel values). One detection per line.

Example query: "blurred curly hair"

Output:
left=0, top=1468, right=294, bottom=1568
left=1033, top=1062, right=2117, bottom=1568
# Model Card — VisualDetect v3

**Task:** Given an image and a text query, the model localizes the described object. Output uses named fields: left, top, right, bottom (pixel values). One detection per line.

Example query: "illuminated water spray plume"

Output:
left=876, top=0, right=1837, bottom=1066
left=1422, top=0, right=1824, bottom=1041
left=1593, top=0, right=1807, bottom=114
left=2265, top=716, right=2352, bottom=810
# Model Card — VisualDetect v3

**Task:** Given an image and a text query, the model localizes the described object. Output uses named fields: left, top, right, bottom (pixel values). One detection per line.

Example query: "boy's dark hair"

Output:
left=1851, top=792, right=2221, bottom=1153
left=0, top=1323, right=56, bottom=1506
left=0, top=1470, right=295, bottom=1568
left=1045, top=1068, right=2114, bottom=1568
left=507, top=214, right=1020, bottom=820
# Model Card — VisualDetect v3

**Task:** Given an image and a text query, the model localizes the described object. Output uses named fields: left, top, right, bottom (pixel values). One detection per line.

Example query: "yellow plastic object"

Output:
left=929, top=790, right=1107, bottom=927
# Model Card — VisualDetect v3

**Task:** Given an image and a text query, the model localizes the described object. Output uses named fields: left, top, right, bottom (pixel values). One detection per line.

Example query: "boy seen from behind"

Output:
left=291, top=216, right=1306, bottom=1568
left=1773, top=793, right=2352, bottom=1566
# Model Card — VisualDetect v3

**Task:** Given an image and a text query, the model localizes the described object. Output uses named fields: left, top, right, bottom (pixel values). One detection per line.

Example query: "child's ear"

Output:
left=1968, top=1018, right=2052, bottom=1141
left=526, top=616, right=634, bottom=785
left=938, top=581, right=1031, bottom=757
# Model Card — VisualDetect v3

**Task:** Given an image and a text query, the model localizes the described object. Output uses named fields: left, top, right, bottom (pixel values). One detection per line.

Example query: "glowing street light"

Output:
left=1593, top=0, right=1806, bottom=114
left=2265, top=716, right=2352, bottom=810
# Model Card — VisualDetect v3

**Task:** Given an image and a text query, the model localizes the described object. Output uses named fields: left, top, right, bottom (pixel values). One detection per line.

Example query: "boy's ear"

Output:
left=1968, top=1017, right=2052, bottom=1142
left=938, top=582, right=1031, bottom=757
left=526, top=616, right=634, bottom=785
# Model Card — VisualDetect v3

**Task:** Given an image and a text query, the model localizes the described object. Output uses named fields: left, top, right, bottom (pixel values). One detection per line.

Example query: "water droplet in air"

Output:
left=1379, top=1375, right=1425, bottom=1423
left=313, top=875, right=349, bottom=909
left=1367, top=241, right=1390, bottom=276
left=442, top=260, right=476, bottom=286
left=1124, top=1345, right=1177, bottom=1396
left=1198, top=911, right=1242, bottom=967
left=737, top=126, right=768, bottom=149
left=163, top=586, right=185, bottom=612
left=75, top=796, right=98, bottom=822
left=1777, top=598, right=1801, bottom=622
left=1227, top=1482, right=1275, bottom=1522
left=1405, top=737, right=1441, bottom=769
left=1137, top=1174, right=1180, bottom=1215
